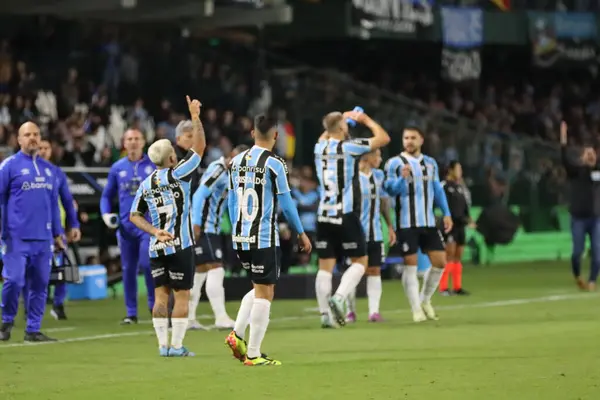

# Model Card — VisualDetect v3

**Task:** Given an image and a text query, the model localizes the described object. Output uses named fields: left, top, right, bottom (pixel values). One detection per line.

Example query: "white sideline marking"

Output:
left=1, top=293, right=596, bottom=349
left=0, top=331, right=151, bottom=348
left=46, top=327, right=76, bottom=333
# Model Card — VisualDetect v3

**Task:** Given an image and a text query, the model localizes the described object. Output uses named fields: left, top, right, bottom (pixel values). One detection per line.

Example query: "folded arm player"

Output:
left=383, top=125, right=451, bottom=323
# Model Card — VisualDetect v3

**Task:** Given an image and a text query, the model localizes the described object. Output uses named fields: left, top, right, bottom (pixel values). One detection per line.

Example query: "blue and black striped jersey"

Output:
left=192, top=157, right=228, bottom=234
left=314, top=138, right=372, bottom=224
left=359, top=168, right=386, bottom=242
left=228, top=146, right=290, bottom=250
left=131, top=150, right=202, bottom=258
left=384, top=153, right=440, bottom=230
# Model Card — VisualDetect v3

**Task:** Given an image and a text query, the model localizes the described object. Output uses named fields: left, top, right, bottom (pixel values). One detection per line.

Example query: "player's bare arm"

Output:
left=380, top=197, right=396, bottom=245
left=130, top=212, right=174, bottom=242
left=186, top=95, right=206, bottom=155
left=342, top=110, right=390, bottom=150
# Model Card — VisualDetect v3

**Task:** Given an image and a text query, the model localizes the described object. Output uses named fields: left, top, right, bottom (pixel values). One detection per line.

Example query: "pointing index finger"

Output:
left=186, top=95, right=191, bottom=106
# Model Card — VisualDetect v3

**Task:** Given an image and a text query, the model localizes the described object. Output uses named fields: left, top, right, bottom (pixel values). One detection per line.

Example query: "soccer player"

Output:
left=0, top=121, right=65, bottom=342
left=439, top=161, right=471, bottom=296
left=384, top=125, right=452, bottom=322
left=417, top=249, right=431, bottom=279
left=225, top=115, right=311, bottom=366
left=188, top=144, right=249, bottom=330
left=130, top=95, right=205, bottom=357
left=38, top=138, right=82, bottom=319
left=345, top=149, right=396, bottom=323
left=101, top=128, right=156, bottom=324
left=314, top=110, right=390, bottom=328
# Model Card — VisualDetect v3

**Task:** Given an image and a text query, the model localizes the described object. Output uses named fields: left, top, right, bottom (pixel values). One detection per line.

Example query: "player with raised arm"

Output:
left=129, top=96, right=205, bottom=357
left=384, top=124, right=452, bottom=322
left=314, top=110, right=390, bottom=328
left=345, top=149, right=396, bottom=323
left=188, top=144, right=249, bottom=330
left=225, top=115, right=311, bottom=366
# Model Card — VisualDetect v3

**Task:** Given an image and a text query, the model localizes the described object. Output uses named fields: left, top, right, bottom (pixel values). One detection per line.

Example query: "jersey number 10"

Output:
left=236, top=187, right=259, bottom=222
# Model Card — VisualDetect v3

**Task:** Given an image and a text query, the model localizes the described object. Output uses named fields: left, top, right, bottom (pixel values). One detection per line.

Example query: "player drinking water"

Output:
left=384, top=124, right=452, bottom=322
left=314, top=109, right=390, bottom=328
left=130, top=95, right=205, bottom=357
left=225, top=115, right=311, bottom=366
left=345, top=149, right=396, bottom=323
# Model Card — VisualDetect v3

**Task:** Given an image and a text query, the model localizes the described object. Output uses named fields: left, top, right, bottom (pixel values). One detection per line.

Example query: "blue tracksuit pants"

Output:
left=1, top=239, right=52, bottom=332
left=117, top=230, right=155, bottom=316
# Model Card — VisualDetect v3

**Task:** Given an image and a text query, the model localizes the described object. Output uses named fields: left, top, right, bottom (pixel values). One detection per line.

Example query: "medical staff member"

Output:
left=0, top=122, right=65, bottom=342
left=39, top=138, right=81, bottom=319
left=101, top=129, right=156, bottom=324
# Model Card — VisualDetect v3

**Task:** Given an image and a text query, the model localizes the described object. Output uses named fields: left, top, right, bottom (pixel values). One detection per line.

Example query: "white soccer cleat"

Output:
left=421, top=302, right=439, bottom=321
left=214, top=317, right=236, bottom=330
left=412, top=310, right=427, bottom=323
left=187, top=320, right=210, bottom=331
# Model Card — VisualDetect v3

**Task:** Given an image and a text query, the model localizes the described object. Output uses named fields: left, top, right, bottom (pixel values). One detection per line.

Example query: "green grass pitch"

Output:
left=1, top=261, right=599, bottom=400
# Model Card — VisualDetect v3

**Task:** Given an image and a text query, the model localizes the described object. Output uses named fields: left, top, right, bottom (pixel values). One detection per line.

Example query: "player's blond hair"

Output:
left=148, top=139, right=174, bottom=166
left=322, top=112, right=344, bottom=132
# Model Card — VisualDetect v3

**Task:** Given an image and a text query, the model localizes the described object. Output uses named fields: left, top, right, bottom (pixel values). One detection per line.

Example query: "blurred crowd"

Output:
left=0, top=16, right=575, bottom=241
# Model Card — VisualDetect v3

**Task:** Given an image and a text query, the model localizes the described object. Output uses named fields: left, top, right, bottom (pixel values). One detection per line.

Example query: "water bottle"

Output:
left=346, top=106, right=364, bottom=127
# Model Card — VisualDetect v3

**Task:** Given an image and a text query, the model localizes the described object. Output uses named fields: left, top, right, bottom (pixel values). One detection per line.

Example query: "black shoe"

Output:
left=440, top=290, right=452, bottom=296
left=453, top=289, right=470, bottom=296
left=24, top=331, right=57, bottom=342
left=0, top=322, right=14, bottom=341
left=50, top=305, right=68, bottom=320
left=120, top=316, right=138, bottom=325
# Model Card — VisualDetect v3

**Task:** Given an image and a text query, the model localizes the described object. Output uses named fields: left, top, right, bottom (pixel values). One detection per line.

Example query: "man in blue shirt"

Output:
left=225, top=115, right=312, bottom=366
left=0, top=122, right=65, bottom=342
left=37, top=138, right=81, bottom=320
left=189, top=144, right=248, bottom=331
left=384, top=125, right=452, bottom=323
left=100, top=129, right=156, bottom=324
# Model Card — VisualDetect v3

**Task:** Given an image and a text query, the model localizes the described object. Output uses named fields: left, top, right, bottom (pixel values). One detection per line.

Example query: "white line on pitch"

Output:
left=0, top=293, right=596, bottom=349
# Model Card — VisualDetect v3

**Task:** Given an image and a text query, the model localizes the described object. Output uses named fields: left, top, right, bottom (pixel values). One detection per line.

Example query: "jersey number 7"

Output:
left=157, top=204, right=175, bottom=227
left=236, top=187, right=259, bottom=222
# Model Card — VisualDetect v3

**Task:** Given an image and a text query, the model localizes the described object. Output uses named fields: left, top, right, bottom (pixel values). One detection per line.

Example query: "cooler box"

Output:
left=67, top=265, right=107, bottom=300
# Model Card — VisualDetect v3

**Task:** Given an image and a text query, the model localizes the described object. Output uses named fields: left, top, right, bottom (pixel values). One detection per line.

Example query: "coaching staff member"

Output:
left=560, top=121, right=600, bottom=291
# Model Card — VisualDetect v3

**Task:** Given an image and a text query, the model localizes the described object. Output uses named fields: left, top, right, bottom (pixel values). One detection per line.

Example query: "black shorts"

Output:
left=395, top=227, right=445, bottom=256
left=194, top=233, right=224, bottom=265
left=367, top=241, right=385, bottom=267
left=150, top=246, right=195, bottom=290
left=236, top=247, right=281, bottom=285
left=316, top=213, right=367, bottom=259
left=444, top=225, right=466, bottom=246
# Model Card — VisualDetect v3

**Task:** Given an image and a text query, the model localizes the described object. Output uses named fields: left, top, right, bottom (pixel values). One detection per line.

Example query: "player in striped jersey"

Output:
left=130, top=96, right=205, bottom=357
left=384, top=125, right=452, bottom=323
left=225, top=115, right=311, bottom=366
left=188, top=145, right=248, bottom=330
left=345, top=149, right=396, bottom=323
left=314, top=110, right=390, bottom=328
